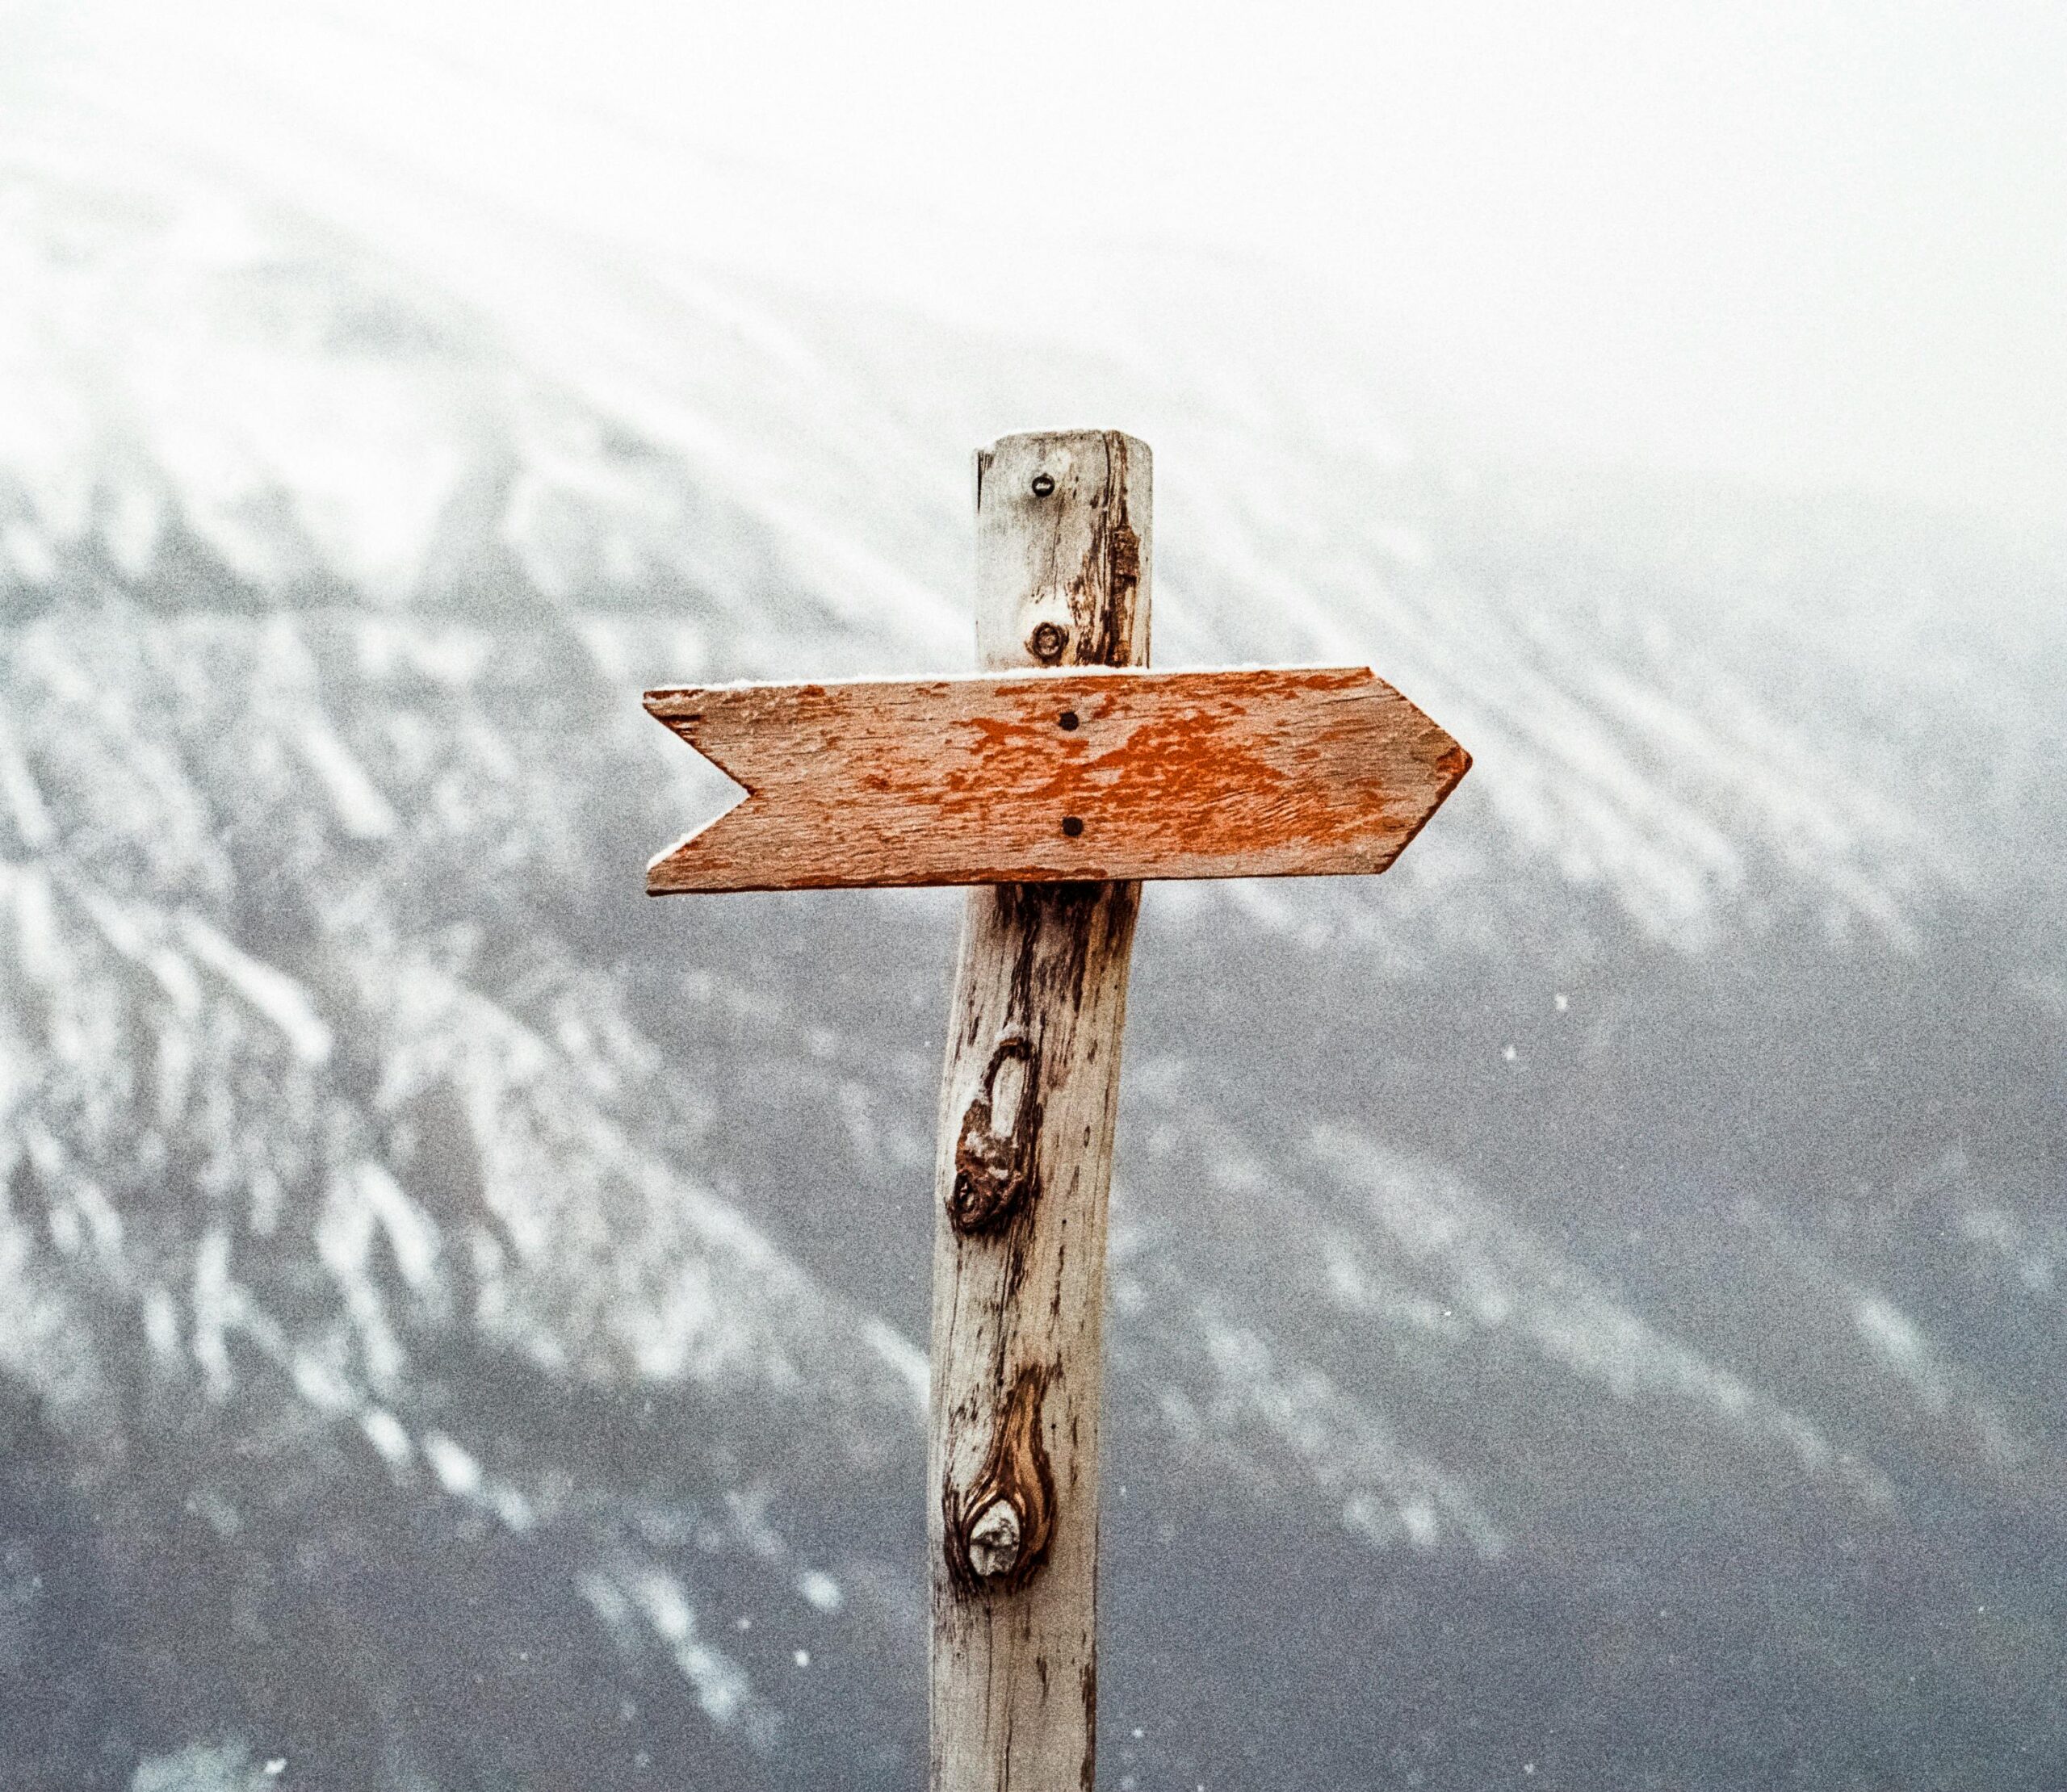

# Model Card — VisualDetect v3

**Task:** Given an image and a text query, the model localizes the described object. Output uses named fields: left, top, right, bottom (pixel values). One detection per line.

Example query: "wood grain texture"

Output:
left=644, top=666, right=1469, bottom=892
left=929, top=429, right=1147, bottom=1792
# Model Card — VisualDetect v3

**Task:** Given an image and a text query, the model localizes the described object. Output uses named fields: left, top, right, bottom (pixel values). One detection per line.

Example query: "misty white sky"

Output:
left=11, top=0, right=2065, bottom=533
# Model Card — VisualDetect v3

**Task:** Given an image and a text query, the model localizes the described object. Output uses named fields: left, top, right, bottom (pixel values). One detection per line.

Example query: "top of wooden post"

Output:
left=975, top=431, right=1151, bottom=672
left=930, top=429, right=1154, bottom=1792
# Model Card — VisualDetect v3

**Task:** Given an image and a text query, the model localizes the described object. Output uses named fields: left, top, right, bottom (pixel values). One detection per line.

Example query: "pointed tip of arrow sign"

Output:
left=1378, top=734, right=1471, bottom=866
left=1431, top=737, right=1473, bottom=798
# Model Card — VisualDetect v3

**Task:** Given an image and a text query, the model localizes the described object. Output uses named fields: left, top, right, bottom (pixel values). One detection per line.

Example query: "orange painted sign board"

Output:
left=645, top=666, right=1469, bottom=894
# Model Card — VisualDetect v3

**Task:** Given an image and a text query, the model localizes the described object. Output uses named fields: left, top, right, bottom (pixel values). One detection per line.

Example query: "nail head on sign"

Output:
left=1062, top=816, right=1084, bottom=838
left=1059, top=711, right=1079, bottom=731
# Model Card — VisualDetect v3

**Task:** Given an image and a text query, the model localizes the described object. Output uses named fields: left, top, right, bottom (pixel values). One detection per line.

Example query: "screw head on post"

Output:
left=1029, top=471, right=1055, bottom=496
left=1028, top=621, right=1068, bottom=664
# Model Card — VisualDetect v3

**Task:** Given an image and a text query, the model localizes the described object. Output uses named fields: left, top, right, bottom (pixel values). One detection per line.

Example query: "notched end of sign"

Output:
left=642, top=689, right=755, bottom=894
left=644, top=808, right=753, bottom=894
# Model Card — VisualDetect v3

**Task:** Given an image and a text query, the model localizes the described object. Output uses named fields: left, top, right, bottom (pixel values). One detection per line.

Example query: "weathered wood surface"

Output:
left=929, top=429, right=1147, bottom=1791
left=644, top=667, right=1468, bottom=892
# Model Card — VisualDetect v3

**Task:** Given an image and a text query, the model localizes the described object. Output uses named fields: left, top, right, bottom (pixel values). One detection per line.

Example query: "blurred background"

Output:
left=1, top=2, right=2064, bottom=1787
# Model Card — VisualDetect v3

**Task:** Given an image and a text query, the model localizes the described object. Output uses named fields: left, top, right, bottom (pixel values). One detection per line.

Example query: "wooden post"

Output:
left=642, top=429, right=1468, bottom=1782
left=928, top=430, right=1150, bottom=1790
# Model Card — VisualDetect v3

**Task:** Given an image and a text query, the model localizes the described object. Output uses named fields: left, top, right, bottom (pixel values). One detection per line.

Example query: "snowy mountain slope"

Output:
left=2, top=9, right=2066, bottom=1791
left=9, top=576, right=2062, bottom=1789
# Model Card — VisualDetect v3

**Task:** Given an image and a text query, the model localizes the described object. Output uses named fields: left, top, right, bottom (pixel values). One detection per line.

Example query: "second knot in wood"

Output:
left=950, top=1034, right=1042, bottom=1233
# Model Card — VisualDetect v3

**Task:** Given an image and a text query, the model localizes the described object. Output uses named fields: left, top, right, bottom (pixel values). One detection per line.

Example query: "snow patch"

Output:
left=178, top=915, right=332, bottom=1064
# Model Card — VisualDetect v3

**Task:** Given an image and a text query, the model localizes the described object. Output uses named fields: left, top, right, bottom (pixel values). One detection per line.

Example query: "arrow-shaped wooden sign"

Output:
left=645, top=665, right=1469, bottom=892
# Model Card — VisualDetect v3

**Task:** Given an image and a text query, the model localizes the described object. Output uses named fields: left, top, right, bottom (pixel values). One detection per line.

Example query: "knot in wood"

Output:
left=949, top=1034, right=1040, bottom=1233
left=965, top=1499, right=1023, bottom=1579
left=943, top=1365, right=1056, bottom=1597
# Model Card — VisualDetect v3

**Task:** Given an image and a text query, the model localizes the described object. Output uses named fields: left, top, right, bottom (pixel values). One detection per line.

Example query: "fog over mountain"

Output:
left=3, top=10, right=2066, bottom=1791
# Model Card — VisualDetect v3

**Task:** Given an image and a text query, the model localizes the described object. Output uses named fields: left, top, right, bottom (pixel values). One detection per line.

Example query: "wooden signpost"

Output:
left=644, top=430, right=1470, bottom=1790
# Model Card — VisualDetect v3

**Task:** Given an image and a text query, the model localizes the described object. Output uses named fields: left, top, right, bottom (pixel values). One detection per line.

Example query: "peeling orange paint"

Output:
left=644, top=666, right=1470, bottom=893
